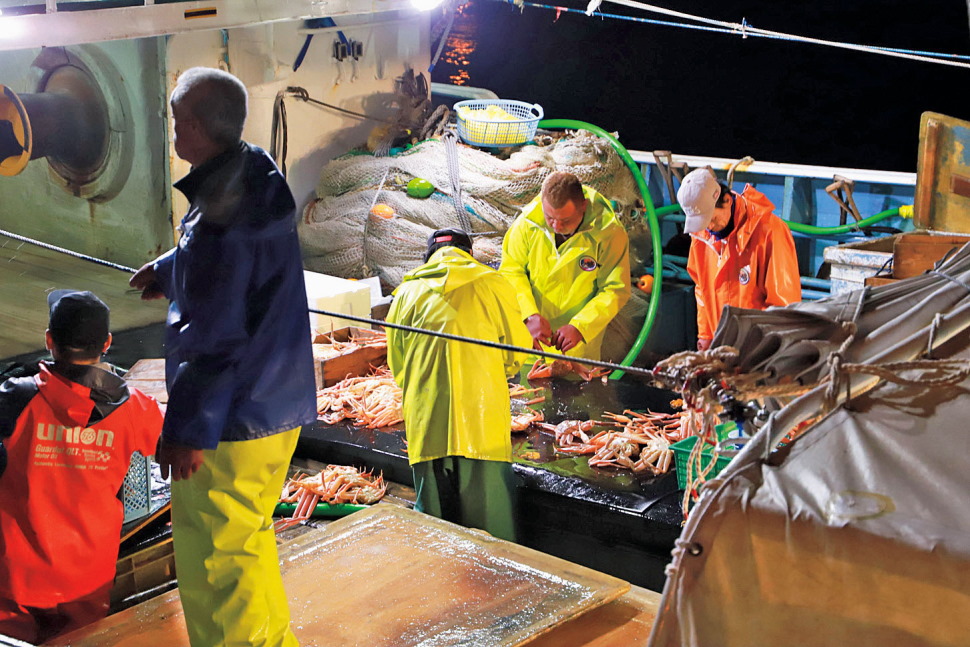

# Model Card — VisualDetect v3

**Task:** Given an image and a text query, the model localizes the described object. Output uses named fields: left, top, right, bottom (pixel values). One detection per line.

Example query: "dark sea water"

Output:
left=431, top=0, right=970, bottom=172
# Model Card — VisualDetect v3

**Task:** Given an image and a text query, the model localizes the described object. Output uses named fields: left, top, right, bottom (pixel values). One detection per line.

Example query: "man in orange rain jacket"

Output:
left=0, top=290, right=163, bottom=644
left=679, top=168, right=801, bottom=350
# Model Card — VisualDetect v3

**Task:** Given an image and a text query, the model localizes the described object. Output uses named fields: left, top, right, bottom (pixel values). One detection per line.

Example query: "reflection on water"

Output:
left=439, top=1, right=476, bottom=86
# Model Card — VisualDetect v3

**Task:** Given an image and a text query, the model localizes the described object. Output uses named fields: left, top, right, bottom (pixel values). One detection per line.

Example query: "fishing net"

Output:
left=300, top=129, right=641, bottom=288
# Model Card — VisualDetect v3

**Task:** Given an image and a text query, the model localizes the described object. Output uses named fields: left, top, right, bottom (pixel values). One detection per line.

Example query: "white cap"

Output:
left=677, top=168, right=722, bottom=234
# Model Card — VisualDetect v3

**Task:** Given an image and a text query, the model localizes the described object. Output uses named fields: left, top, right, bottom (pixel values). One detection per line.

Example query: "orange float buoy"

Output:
left=369, top=203, right=395, bottom=219
left=636, top=274, right=654, bottom=294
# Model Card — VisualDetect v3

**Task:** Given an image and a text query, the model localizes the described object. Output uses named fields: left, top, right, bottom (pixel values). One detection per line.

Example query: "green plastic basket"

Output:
left=671, top=436, right=739, bottom=491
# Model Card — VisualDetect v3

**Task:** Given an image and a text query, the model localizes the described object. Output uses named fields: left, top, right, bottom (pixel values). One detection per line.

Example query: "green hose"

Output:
left=658, top=204, right=908, bottom=236
left=538, top=119, right=661, bottom=379
left=785, top=206, right=907, bottom=235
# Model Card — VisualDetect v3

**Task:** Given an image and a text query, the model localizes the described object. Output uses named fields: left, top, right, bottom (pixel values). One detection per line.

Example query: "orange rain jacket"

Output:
left=687, top=185, right=801, bottom=342
left=0, top=363, right=163, bottom=608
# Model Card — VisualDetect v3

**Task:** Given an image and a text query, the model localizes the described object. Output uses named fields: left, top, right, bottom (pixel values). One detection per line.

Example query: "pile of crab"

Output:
left=316, top=366, right=403, bottom=428
left=274, top=464, right=387, bottom=531
left=538, top=407, right=688, bottom=475
left=312, top=328, right=387, bottom=362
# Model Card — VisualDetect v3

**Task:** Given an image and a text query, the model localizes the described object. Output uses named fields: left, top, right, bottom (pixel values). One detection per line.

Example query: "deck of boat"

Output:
left=0, top=235, right=167, bottom=361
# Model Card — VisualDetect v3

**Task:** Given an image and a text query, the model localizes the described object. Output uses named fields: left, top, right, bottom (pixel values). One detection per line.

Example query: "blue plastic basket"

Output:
left=454, top=99, right=543, bottom=147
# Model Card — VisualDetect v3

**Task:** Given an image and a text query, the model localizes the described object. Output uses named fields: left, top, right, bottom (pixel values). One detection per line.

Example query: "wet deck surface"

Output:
left=51, top=504, right=661, bottom=647
left=299, top=376, right=685, bottom=591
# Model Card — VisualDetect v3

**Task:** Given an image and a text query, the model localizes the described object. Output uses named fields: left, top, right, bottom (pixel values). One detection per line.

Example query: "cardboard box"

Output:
left=312, top=327, right=387, bottom=389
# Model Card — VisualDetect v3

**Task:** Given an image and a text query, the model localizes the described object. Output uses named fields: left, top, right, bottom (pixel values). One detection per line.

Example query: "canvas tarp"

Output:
left=710, top=242, right=970, bottom=387
left=649, top=244, right=970, bottom=646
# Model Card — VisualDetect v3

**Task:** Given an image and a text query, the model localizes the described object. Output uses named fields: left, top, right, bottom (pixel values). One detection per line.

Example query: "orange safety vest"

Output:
left=0, top=365, right=163, bottom=606
left=687, top=185, right=802, bottom=341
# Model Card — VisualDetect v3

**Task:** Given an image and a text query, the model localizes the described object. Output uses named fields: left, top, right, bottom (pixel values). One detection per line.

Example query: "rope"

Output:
left=428, top=1, right=459, bottom=73
left=0, top=228, right=654, bottom=378
left=735, top=381, right=816, bottom=401
left=270, top=90, right=290, bottom=177
left=502, top=0, right=970, bottom=69
left=0, top=228, right=137, bottom=274
left=280, top=87, right=397, bottom=125
left=309, top=306, right=655, bottom=377
left=841, top=359, right=970, bottom=388
left=442, top=129, right=472, bottom=233
left=930, top=269, right=970, bottom=295
left=825, top=355, right=970, bottom=409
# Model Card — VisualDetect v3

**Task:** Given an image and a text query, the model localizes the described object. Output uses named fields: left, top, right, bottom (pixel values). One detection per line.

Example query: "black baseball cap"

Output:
left=425, top=228, right=473, bottom=262
left=47, top=290, right=110, bottom=349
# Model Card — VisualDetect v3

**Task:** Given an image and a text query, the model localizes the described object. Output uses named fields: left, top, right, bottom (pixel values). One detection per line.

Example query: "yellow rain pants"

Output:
left=171, top=427, right=300, bottom=647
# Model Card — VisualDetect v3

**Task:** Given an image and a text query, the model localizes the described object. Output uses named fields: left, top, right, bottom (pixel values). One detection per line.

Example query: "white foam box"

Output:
left=304, top=271, right=371, bottom=335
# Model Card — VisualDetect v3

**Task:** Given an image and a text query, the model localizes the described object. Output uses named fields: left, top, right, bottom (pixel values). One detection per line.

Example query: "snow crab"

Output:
left=510, top=408, right=545, bottom=432
left=536, top=419, right=598, bottom=448
left=526, top=359, right=610, bottom=382
left=274, top=465, right=387, bottom=532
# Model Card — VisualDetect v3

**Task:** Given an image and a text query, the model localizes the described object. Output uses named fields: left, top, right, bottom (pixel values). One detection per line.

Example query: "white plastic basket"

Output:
left=122, top=451, right=152, bottom=523
left=454, top=99, right=543, bottom=147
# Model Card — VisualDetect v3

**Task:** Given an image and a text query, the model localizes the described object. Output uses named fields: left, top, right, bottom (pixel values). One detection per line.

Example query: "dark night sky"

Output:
left=432, top=0, right=970, bottom=172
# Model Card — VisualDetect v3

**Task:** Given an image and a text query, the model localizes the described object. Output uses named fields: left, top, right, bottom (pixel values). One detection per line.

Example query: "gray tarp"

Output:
left=711, top=243, right=970, bottom=386
left=649, top=243, right=970, bottom=646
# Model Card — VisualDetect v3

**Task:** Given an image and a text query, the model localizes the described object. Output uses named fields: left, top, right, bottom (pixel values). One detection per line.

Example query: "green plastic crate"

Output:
left=671, top=436, right=735, bottom=491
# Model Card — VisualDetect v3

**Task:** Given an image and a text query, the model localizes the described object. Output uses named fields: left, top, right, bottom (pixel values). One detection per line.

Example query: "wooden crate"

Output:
left=892, top=233, right=970, bottom=278
left=111, top=537, right=176, bottom=609
left=864, top=276, right=901, bottom=288
left=312, top=327, right=387, bottom=388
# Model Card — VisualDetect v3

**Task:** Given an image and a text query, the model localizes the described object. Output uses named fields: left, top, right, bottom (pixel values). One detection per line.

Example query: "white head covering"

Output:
left=677, top=168, right=722, bottom=234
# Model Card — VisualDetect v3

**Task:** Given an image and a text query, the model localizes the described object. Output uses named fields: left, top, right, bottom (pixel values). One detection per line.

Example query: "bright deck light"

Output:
left=411, top=0, right=445, bottom=10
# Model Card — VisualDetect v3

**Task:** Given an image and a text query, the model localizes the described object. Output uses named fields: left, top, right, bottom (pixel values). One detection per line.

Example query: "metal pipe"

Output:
left=17, top=84, right=107, bottom=172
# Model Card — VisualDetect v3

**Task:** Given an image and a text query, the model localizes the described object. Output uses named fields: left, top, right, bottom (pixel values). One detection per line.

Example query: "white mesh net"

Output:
left=301, top=130, right=641, bottom=286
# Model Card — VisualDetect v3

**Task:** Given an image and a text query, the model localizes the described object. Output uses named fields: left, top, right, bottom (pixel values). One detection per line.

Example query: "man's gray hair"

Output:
left=171, top=67, right=248, bottom=147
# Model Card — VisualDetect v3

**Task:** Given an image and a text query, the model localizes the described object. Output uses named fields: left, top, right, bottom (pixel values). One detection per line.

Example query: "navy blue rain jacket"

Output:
left=153, top=142, right=317, bottom=449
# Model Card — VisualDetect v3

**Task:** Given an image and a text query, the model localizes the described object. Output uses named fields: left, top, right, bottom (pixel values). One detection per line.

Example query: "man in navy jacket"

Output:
left=130, top=67, right=316, bottom=647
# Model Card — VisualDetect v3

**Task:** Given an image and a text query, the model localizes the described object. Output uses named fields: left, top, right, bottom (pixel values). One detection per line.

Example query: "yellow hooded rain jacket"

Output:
left=499, top=185, right=631, bottom=360
left=387, top=247, right=530, bottom=465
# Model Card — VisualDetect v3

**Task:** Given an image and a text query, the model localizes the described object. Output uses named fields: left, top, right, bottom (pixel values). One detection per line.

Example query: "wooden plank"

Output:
left=0, top=238, right=167, bottom=359
left=124, top=358, right=169, bottom=409
left=111, top=537, right=176, bottom=609
left=527, top=586, right=659, bottom=647
left=46, top=505, right=657, bottom=647
left=863, top=276, right=900, bottom=288
left=119, top=502, right=171, bottom=545
left=125, top=359, right=167, bottom=381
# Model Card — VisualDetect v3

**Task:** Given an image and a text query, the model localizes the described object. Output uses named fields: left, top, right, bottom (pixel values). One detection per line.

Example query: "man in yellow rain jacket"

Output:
left=679, top=168, right=801, bottom=350
left=387, top=229, right=530, bottom=542
left=499, top=171, right=630, bottom=361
